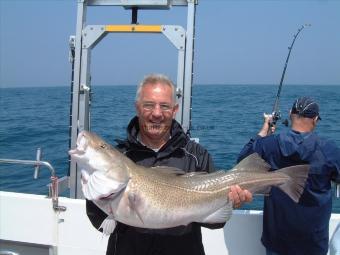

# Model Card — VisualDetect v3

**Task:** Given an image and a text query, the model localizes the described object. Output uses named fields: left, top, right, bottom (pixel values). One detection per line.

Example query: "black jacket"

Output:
left=86, top=117, right=221, bottom=255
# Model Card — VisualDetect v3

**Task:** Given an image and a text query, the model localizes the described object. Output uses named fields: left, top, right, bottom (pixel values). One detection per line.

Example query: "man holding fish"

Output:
left=69, top=74, right=312, bottom=255
left=82, top=73, right=253, bottom=255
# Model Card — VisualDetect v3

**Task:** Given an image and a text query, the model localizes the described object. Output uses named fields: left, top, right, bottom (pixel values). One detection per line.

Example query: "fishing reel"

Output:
left=271, top=111, right=289, bottom=127
left=265, top=112, right=289, bottom=135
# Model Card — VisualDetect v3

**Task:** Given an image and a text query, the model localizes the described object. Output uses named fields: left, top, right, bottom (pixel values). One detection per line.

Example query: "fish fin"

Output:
left=128, top=192, right=144, bottom=224
left=82, top=169, right=126, bottom=200
left=93, top=200, right=111, bottom=216
left=252, top=186, right=272, bottom=195
left=81, top=169, right=90, bottom=184
left=275, top=164, right=309, bottom=202
left=150, top=166, right=186, bottom=175
left=232, top=153, right=271, bottom=172
left=201, top=201, right=233, bottom=224
left=98, top=215, right=116, bottom=235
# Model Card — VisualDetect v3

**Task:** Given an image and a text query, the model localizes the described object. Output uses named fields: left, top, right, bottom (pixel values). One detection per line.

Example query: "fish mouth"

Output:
left=68, top=131, right=89, bottom=157
left=68, top=148, right=84, bottom=156
left=68, top=148, right=86, bottom=157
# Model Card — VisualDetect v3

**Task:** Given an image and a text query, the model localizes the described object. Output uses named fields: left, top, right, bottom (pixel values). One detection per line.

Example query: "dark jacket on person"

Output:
left=86, top=117, right=221, bottom=255
left=238, top=129, right=340, bottom=255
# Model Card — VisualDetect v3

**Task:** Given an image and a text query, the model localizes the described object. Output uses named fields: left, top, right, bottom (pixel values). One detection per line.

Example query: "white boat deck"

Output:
left=1, top=191, right=339, bottom=255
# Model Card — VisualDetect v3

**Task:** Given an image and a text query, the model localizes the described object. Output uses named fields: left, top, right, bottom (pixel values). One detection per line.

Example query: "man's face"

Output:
left=136, top=83, right=178, bottom=141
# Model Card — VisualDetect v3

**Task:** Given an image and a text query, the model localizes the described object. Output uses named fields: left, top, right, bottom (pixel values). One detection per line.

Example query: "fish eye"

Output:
left=100, top=143, right=107, bottom=149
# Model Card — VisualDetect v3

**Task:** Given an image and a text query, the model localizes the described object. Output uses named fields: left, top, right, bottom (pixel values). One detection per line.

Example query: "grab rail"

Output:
left=0, top=148, right=66, bottom=212
left=0, top=158, right=56, bottom=177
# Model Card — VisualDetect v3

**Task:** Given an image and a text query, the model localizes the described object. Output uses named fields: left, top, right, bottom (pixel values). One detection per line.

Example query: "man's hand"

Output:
left=228, top=185, right=253, bottom=209
left=258, top=113, right=275, bottom=137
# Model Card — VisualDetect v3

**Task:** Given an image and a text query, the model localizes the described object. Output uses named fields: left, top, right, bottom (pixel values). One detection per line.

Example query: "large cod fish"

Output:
left=69, top=131, right=309, bottom=235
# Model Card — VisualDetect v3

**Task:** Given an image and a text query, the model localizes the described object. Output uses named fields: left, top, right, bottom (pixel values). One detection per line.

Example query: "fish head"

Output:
left=69, top=130, right=111, bottom=172
left=69, top=131, right=130, bottom=183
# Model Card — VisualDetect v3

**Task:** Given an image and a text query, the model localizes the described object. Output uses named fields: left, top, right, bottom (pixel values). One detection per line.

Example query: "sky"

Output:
left=0, top=0, right=340, bottom=88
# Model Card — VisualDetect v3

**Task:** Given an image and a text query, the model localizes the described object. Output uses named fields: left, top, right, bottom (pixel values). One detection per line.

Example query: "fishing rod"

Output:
left=268, top=24, right=311, bottom=134
left=268, top=25, right=340, bottom=199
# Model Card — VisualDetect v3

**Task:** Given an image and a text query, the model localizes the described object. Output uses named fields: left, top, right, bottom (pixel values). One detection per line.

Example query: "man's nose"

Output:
left=151, top=105, right=163, bottom=117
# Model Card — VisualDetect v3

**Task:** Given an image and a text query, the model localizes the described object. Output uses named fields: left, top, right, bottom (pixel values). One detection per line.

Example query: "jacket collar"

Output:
left=278, top=129, right=317, bottom=157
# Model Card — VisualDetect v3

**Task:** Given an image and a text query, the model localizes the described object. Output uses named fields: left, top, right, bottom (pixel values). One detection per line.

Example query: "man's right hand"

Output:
left=228, top=185, right=253, bottom=209
left=258, top=113, right=275, bottom=137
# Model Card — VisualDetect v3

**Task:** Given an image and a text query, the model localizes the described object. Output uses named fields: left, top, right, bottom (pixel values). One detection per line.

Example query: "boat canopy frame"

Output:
left=69, top=0, right=198, bottom=198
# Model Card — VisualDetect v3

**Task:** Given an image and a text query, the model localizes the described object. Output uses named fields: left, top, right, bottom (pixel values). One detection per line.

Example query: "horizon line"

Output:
left=1, top=83, right=340, bottom=89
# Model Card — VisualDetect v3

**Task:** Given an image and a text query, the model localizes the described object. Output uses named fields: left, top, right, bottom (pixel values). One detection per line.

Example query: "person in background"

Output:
left=86, top=73, right=252, bottom=255
left=238, top=96, right=340, bottom=255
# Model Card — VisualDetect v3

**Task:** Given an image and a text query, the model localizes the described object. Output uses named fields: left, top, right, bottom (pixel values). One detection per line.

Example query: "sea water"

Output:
left=0, top=84, right=339, bottom=212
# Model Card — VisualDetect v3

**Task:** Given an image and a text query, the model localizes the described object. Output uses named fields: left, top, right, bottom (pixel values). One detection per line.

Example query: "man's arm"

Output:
left=86, top=199, right=107, bottom=231
left=233, top=115, right=276, bottom=205
left=237, top=114, right=274, bottom=162
left=237, top=137, right=259, bottom=162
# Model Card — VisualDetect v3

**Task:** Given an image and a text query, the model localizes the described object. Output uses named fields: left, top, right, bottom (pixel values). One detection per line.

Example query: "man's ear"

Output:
left=172, top=104, right=179, bottom=118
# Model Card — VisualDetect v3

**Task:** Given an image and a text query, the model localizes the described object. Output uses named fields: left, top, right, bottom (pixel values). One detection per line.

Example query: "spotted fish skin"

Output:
left=69, top=131, right=309, bottom=234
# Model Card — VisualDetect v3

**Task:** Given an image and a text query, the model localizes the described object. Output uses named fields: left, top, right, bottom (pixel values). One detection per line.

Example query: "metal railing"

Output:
left=0, top=148, right=66, bottom=211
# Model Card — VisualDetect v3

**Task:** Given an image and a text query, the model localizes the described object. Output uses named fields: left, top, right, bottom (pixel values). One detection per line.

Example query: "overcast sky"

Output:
left=1, top=0, right=339, bottom=88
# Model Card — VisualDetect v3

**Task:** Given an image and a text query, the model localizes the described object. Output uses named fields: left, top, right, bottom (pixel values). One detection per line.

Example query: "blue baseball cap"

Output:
left=291, top=97, right=321, bottom=120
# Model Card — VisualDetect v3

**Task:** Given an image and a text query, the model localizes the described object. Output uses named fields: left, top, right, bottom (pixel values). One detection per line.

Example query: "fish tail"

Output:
left=275, top=164, right=309, bottom=202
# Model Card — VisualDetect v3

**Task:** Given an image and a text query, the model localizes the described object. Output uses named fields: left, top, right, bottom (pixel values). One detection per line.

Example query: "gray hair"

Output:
left=135, top=74, right=177, bottom=103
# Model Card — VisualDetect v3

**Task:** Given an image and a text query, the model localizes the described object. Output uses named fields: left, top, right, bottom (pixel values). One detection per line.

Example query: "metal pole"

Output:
left=182, top=0, right=196, bottom=135
left=69, top=0, right=87, bottom=198
left=336, top=183, right=340, bottom=198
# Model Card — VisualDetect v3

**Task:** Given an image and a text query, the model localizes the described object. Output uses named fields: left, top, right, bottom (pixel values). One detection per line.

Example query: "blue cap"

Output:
left=291, top=97, right=321, bottom=120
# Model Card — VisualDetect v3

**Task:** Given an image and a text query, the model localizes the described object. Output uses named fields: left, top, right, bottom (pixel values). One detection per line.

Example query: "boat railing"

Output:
left=0, top=148, right=67, bottom=212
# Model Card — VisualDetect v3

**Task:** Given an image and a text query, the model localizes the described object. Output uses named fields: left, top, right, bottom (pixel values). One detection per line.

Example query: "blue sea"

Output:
left=1, top=84, right=339, bottom=213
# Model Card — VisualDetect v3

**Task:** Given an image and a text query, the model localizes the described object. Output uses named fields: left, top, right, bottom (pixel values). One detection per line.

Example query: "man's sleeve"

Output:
left=186, top=140, right=215, bottom=173
left=237, top=135, right=263, bottom=163
left=86, top=199, right=106, bottom=232
left=201, top=149, right=215, bottom=173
